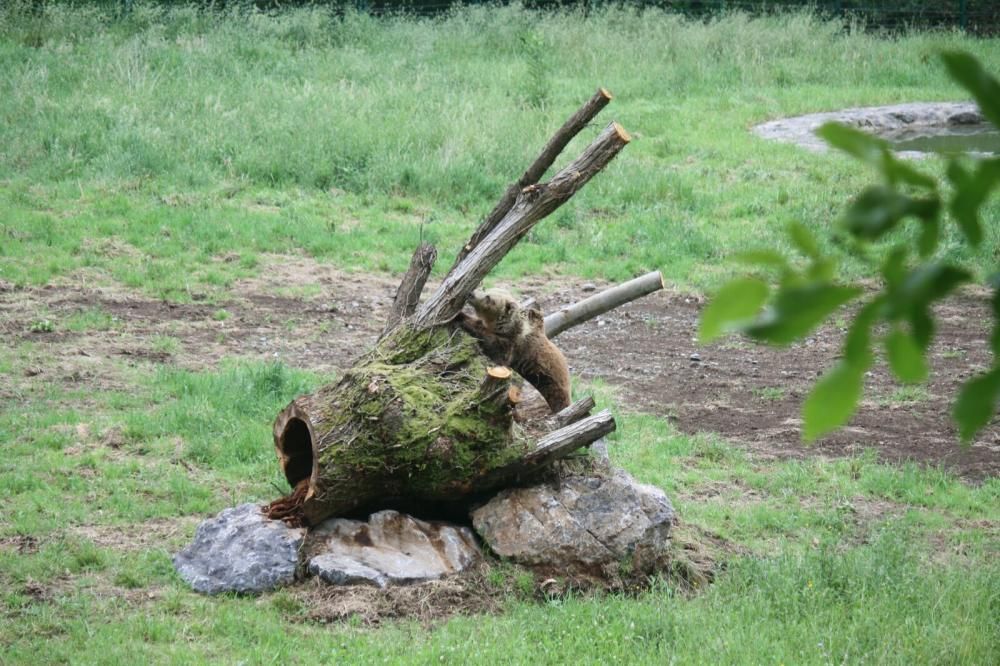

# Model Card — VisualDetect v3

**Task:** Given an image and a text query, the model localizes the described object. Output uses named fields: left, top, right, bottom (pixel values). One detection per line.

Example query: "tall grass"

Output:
left=2, top=3, right=999, bottom=294
left=2, top=3, right=994, bottom=194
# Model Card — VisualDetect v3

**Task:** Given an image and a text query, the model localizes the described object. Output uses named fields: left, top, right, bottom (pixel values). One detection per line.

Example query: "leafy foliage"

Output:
left=701, top=51, right=1000, bottom=443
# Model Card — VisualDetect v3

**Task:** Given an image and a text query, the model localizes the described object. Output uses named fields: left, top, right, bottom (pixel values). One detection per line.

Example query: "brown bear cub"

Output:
left=460, top=288, right=571, bottom=413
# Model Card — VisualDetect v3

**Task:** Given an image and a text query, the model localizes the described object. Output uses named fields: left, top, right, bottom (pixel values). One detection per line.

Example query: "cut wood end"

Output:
left=487, top=366, right=513, bottom=380
left=598, top=87, right=613, bottom=100
left=612, top=122, right=632, bottom=143
left=508, top=385, right=522, bottom=404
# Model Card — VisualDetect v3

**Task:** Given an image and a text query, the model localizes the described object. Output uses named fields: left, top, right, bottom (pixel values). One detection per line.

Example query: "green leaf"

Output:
left=803, top=361, right=868, bottom=441
left=946, top=161, right=981, bottom=246
left=885, top=327, right=929, bottom=384
left=699, top=278, right=769, bottom=343
left=910, top=308, right=935, bottom=351
left=883, top=155, right=937, bottom=190
left=991, top=286, right=1000, bottom=357
left=842, top=186, right=940, bottom=241
left=816, top=123, right=887, bottom=168
left=896, top=264, right=972, bottom=314
left=941, top=51, right=1000, bottom=129
left=805, top=256, right=836, bottom=283
left=954, top=367, right=1000, bottom=443
left=887, top=264, right=970, bottom=350
left=745, top=284, right=862, bottom=345
left=817, top=123, right=936, bottom=189
left=880, top=247, right=908, bottom=288
left=788, top=221, right=820, bottom=259
left=844, top=298, right=884, bottom=365
left=948, top=158, right=1000, bottom=248
left=731, top=250, right=790, bottom=272
left=917, top=215, right=940, bottom=258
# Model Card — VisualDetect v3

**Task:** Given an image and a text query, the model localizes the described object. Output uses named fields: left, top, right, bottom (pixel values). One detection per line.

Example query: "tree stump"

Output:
left=269, top=93, right=643, bottom=526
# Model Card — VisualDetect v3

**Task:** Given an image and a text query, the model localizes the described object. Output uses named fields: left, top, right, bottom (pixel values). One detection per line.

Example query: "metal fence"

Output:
left=97, top=1, right=1000, bottom=35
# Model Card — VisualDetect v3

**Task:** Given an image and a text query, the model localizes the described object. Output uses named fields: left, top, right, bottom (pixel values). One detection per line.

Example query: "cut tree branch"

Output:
left=528, top=409, right=615, bottom=465
left=414, top=121, right=631, bottom=328
left=477, top=366, right=514, bottom=409
left=383, top=241, right=437, bottom=337
left=545, top=396, right=596, bottom=429
left=545, top=270, right=665, bottom=339
left=471, top=409, right=616, bottom=489
left=449, top=88, right=613, bottom=272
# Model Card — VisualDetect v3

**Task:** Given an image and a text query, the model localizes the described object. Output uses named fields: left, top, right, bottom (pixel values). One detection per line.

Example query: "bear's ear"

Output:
left=504, top=301, right=515, bottom=314
left=527, top=307, right=544, bottom=325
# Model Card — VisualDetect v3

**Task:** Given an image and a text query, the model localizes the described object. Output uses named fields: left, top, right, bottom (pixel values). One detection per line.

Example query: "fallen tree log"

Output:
left=268, top=94, right=633, bottom=526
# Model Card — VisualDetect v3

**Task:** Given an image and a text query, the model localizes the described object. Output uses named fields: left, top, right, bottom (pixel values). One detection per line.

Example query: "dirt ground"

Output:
left=2, top=254, right=997, bottom=482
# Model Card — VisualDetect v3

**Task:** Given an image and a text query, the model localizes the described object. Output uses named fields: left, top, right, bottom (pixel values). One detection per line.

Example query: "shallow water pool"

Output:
left=887, top=124, right=1000, bottom=155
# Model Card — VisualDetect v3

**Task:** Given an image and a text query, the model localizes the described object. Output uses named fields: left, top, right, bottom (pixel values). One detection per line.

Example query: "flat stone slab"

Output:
left=753, top=102, right=984, bottom=155
left=306, top=510, right=481, bottom=588
left=471, top=469, right=674, bottom=576
left=173, top=503, right=305, bottom=595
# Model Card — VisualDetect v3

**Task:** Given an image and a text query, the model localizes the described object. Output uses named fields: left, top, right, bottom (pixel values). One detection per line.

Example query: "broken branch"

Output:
left=471, top=409, right=616, bottom=489
left=545, top=270, right=665, bottom=339
left=546, top=396, right=596, bottom=429
left=414, top=122, right=632, bottom=328
left=383, top=241, right=437, bottom=337
left=449, top=88, right=613, bottom=272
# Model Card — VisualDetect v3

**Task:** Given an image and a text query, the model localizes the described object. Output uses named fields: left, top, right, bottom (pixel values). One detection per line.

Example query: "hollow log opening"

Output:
left=277, top=417, right=314, bottom=487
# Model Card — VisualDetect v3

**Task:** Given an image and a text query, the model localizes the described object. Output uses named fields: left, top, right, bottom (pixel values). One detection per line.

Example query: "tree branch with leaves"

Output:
left=700, top=51, right=1000, bottom=443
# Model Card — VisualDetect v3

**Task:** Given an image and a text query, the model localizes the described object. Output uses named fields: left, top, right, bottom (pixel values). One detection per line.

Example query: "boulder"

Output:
left=471, top=469, right=674, bottom=577
left=305, top=510, right=481, bottom=588
left=173, top=503, right=305, bottom=595
left=752, top=101, right=984, bottom=154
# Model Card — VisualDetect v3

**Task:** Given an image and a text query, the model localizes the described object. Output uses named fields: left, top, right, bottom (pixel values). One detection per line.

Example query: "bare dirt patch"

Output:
left=555, top=288, right=999, bottom=482
left=2, top=256, right=997, bottom=481
left=291, top=565, right=509, bottom=627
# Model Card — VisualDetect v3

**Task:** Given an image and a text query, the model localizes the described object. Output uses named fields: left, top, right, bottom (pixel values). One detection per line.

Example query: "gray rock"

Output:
left=173, top=503, right=305, bottom=595
left=306, top=510, right=480, bottom=588
left=471, top=469, right=675, bottom=575
left=752, top=102, right=985, bottom=156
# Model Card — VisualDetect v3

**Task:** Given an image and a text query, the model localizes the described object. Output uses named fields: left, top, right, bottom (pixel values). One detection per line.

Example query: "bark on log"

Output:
left=449, top=88, right=613, bottom=272
left=271, top=326, right=611, bottom=525
left=414, top=121, right=631, bottom=328
left=545, top=270, right=665, bottom=339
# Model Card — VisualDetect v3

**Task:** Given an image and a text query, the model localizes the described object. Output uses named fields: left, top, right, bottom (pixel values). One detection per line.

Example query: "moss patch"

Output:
left=303, top=324, right=530, bottom=520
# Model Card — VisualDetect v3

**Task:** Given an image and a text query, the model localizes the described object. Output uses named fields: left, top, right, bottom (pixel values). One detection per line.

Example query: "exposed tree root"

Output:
left=264, top=478, right=310, bottom=527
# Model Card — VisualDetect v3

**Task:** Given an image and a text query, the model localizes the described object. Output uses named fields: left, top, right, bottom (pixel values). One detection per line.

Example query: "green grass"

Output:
left=752, top=386, right=788, bottom=401
left=1, top=3, right=999, bottom=299
left=63, top=306, right=122, bottom=332
left=881, top=384, right=933, bottom=406
left=0, top=359, right=996, bottom=664
left=1, top=3, right=999, bottom=664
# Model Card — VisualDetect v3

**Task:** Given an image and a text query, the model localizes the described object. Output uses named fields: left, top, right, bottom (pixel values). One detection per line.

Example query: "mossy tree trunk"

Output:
left=269, top=94, right=631, bottom=526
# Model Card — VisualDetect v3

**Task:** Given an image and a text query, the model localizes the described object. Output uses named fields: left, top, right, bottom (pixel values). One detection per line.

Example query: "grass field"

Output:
left=1, top=3, right=999, bottom=664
